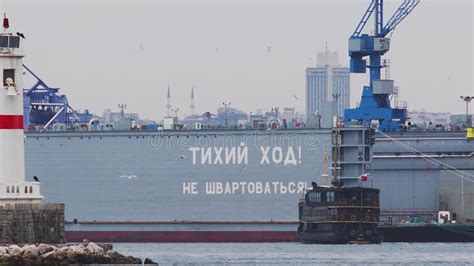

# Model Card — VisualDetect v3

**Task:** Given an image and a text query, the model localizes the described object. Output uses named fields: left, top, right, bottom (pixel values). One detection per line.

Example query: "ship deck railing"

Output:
left=24, top=124, right=470, bottom=134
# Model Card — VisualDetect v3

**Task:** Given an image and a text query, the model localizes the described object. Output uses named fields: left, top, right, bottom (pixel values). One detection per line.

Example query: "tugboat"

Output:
left=297, top=126, right=382, bottom=244
left=297, top=182, right=382, bottom=244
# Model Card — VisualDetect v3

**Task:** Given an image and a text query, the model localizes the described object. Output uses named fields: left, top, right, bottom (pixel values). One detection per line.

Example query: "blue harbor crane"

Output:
left=343, top=0, right=420, bottom=132
left=23, top=64, right=92, bottom=130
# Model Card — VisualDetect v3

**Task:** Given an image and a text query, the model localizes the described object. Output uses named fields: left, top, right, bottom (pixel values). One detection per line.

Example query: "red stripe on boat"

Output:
left=0, top=115, right=23, bottom=129
left=66, top=231, right=300, bottom=243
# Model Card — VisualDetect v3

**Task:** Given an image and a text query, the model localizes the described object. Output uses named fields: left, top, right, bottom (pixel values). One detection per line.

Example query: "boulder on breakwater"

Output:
left=0, top=242, right=157, bottom=265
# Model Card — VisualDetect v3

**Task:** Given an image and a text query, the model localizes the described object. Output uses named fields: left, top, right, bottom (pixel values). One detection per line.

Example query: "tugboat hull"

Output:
left=298, top=222, right=382, bottom=244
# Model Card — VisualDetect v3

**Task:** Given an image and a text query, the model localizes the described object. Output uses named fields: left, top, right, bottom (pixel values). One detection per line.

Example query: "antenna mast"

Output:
left=322, top=149, right=329, bottom=185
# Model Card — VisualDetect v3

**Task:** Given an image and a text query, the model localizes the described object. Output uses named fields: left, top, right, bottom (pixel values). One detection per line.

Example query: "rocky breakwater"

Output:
left=0, top=242, right=157, bottom=265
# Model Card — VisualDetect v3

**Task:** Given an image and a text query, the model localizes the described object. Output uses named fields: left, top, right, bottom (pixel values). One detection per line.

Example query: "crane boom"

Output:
left=352, top=0, right=377, bottom=37
left=382, top=0, right=420, bottom=37
left=344, top=0, right=420, bottom=132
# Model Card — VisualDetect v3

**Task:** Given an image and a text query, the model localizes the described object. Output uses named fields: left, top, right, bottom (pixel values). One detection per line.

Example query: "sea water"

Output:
left=114, top=242, right=474, bottom=265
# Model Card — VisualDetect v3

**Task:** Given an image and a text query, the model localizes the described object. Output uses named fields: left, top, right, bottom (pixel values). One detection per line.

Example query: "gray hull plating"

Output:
left=25, top=129, right=331, bottom=222
left=24, top=129, right=474, bottom=224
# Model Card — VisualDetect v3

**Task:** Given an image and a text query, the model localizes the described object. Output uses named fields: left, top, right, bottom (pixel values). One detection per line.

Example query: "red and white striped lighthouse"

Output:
left=0, top=15, right=42, bottom=203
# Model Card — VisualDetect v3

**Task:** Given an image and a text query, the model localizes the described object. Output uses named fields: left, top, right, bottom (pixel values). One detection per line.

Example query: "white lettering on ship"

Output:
left=182, top=181, right=307, bottom=195
left=189, top=145, right=301, bottom=166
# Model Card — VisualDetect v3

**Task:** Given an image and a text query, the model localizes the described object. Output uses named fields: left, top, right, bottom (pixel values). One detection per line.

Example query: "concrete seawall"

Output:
left=0, top=203, right=65, bottom=243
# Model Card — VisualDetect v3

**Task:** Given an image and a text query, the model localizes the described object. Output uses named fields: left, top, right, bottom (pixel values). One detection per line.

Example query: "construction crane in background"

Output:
left=343, top=0, right=420, bottom=132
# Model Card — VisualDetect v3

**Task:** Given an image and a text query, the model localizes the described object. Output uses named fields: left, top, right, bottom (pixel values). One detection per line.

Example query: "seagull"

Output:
left=16, top=32, right=25, bottom=39
left=33, top=176, right=39, bottom=182
left=120, top=175, right=138, bottom=180
left=180, top=155, right=186, bottom=159
left=293, top=94, right=298, bottom=100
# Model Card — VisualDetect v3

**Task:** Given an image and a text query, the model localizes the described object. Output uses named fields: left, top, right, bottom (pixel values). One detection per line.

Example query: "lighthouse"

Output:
left=0, top=15, right=42, bottom=203
left=0, top=14, right=63, bottom=244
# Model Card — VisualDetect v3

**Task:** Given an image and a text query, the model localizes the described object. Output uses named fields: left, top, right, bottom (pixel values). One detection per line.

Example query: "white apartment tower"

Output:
left=306, top=50, right=350, bottom=119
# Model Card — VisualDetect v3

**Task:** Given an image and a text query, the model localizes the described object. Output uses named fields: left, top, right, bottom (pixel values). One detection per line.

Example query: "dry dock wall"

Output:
left=440, top=170, right=474, bottom=222
left=0, top=203, right=65, bottom=243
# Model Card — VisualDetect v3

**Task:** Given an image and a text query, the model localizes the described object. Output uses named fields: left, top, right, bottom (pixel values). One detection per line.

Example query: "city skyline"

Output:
left=6, top=0, right=473, bottom=121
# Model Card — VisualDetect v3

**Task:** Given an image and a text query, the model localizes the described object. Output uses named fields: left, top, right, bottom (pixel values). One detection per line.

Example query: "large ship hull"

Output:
left=25, top=129, right=474, bottom=242
left=66, top=223, right=474, bottom=243
left=381, top=224, right=474, bottom=242
left=66, top=222, right=299, bottom=243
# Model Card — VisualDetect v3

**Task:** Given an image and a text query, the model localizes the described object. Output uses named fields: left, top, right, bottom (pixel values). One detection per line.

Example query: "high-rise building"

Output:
left=305, top=50, right=350, bottom=120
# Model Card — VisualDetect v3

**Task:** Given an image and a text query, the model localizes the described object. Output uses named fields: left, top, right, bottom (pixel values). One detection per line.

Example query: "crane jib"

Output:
left=352, top=0, right=420, bottom=38
left=344, top=0, right=420, bottom=132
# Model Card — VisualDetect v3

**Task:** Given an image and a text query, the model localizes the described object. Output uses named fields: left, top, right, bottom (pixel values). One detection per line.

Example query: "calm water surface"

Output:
left=113, top=242, right=474, bottom=265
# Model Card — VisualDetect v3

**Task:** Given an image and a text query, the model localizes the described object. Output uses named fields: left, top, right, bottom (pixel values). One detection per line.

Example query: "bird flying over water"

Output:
left=120, top=175, right=138, bottom=180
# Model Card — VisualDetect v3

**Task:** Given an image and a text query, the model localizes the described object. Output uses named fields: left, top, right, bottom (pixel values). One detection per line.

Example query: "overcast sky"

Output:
left=3, top=0, right=473, bottom=120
